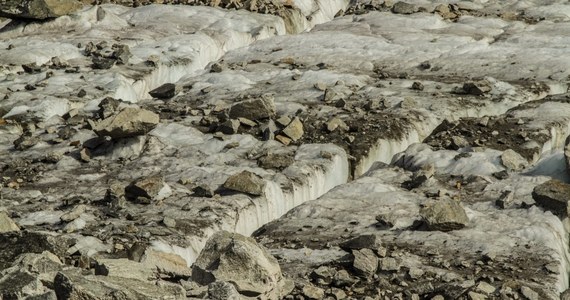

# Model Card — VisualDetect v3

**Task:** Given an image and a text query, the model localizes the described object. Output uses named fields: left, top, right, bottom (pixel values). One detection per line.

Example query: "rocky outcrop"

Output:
left=192, top=231, right=288, bottom=299
left=0, top=0, right=82, bottom=20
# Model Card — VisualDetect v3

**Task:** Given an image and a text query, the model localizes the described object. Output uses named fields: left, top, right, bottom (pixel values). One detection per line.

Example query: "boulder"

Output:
left=0, top=252, right=63, bottom=299
left=149, top=83, right=180, bottom=99
left=94, top=258, right=155, bottom=280
left=208, top=281, right=240, bottom=300
left=420, top=198, right=469, bottom=231
left=463, top=80, right=492, bottom=95
left=0, top=0, right=82, bottom=20
left=54, top=269, right=185, bottom=299
left=125, top=175, right=172, bottom=203
left=228, top=96, right=276, bottom=120
left=192, top=231, right=286, bottom=299
left=532, top=179, right=570, bottom=217
left=339, top=234, right=382, bottom=251
left=352, top=248, right=378, bottom=277
left=92, top=107, right=159, bottom=140
left=392, top=1, right=418, bottom=14
left=500, top=149, right=527, bottom=171
left=0, top=231, right=70, bottom=271
left=223, top=171, right=265, bottom=196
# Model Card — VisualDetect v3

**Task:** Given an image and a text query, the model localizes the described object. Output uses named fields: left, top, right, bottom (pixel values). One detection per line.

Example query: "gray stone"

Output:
left=60, top=204, right=86, bottom=222
left=392, top=1, right=418, bottom=14
left=149, top=83, right=180, bottom=99
left=111, top=44, right=131, bottom=65
left=463, top=80, right=492, bottom=95
left=408, top=267, right=424, bottom=280
left=339, top=234, right=382, bottom=251
left=258, top=152, right=294, bottom=170
left=208, top=281, right=240, bottom=300
left=54, top=269, right=185, bottom=299
left=326, top=117, right=348, bottom=132
left=311, top=266, right=335, bottom=285
left=140, top=248, right=192, bottom=278
left=192, top=231, right=286, bottom=299
left=302, top=284, right=325, bottom=300
left=561, top=288, right=570, bottom=300
left=228, top=95, right=276, bottom=120
left=475, top=281, right=496, bottom=295
left=91, top=56, right=115, bottom=69
left=467, top=292, right=486, bottom=300
left=92, top=107, right=159, bottom=139
left=420, top=198, right=468, bottom=231
left=223, top=171, right=266, bottom=196
left=0, top=211, right=19, bottom=233
left=0, top=0, right=82, bottom=20
left=532, top=179, right=570, bottom=217
left=379, top=257, right=400, bottom=272
left=450, top=135, right=469, bottom=150
left=94, top=258, right=155, bottom=280
left=281, top=117, right=304, bottom=141
left=495, top=190, right=514, bottom=209
left=193, top=184, right=216, bottom=198
left=565, top=135, right=570, bottom=177
left=520, top=286, right=539, bottom=300
left=125, top=175, right=171, bottom=203
left=0, top=252, right=63, bottom=299
left=218, top=119, right=240, bottom=134
left=352, top=248, right=378, bottom=277
left=500, top=149, right=528, bottom=171
left=0, top=232, right=70, bottom=271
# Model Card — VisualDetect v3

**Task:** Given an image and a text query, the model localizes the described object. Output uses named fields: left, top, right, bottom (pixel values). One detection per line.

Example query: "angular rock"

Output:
left=0, top=211, right=19, bottom=233
left=217, top=119, right=240, bottom=134
left=149, top=83, right=180, bottom=99
left=228, top=96, right=276, bottom=121
left=281, top=117, right=304, bottom=141
left=60, top=204, right=86, bottom=222
left=192, top=231, right=286, bottom=299
left=54, top=269, right=185, bottom=299
left=223, top=171, right=265, bottom=196
left=326, top=117, right=348, bottom=132
left=311, top=266, right=335, bottom=285
left=125, top=175, right=171, bottom=203
left=140, top=248, right=192, bottom=278
left=0, top=252, right=63, bottom=299
left=0, top=231, right=70, bottom=271
left=257, top=152, right=294, bottom=170
left=339, top=234, right=382, bottom=251
left=0, top=0, right=82, bottom=20
left=520, top=286, right=539, bottom=300
left=532, top=179, right=570, bottom=217
left=91, top=56, right=115, bottom=69
left=352, top=248, right=378, bottom=277
left=192, top=184, right=216, bottom=198
left=495, top=190, right=514, bottom=209
left=379, top=257, right=400, bottom=272
left=463, top=80, right=492, bottom=95
left=420, top=198, right=469, bottom=231
left=92, top=107, right=159, bottom=139
left=500, top=149, right=527, bottom=171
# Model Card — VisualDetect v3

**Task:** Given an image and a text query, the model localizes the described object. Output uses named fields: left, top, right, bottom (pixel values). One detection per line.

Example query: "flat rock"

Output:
left=420, top=198, right=469, bottom=231
left=463, top=80, right=492, bottom=95
left=223, top=171, right=265, bottom=196
left=94, top=258, right=155, bottom=281
left=532, top=179, right=570, bottom=217
left=92, top=107, right=159, bottom=140
left=192, top=231, right=286, bottom=299
left=339, top=234, right=382, bottom=251
left=0, top=231, right=70, bottom=271
left=392, top=2, right=418, bottom=14
left=0, top=0, right=82, bottom=20
left=54, top=269, right=185, bottom=299
left=281, top=117, right=304, bottom=141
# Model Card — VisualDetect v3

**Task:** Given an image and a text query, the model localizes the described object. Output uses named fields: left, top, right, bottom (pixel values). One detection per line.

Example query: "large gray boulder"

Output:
left=420, top=198, right=469, bottom=231
left=228, top=95, right=276, bottom=121
left=91, top=107, right=159, bottom=140
left=192, top=231, right=287, bottom=299
left=0, top=0, right=82, bottom=20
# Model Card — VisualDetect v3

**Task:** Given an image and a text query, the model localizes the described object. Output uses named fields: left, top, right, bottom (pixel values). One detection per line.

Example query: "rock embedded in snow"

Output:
left=228, top=96, right=276, bottom=121
left=420, top=198, right=469, bottom=231
left=462, top=80, right=492, bottom=95
left=339, top=234, right=382, bottom=251
left=223, top=170, right=266, bottom=195
left=149, top=83, right=180, bottom=99
left=501, top=149, right=528, bottom=171
left=92, top=107, right=159, bottom=140
left=192, top=231, right=286, bottom=299
left=0, top=212, right=19, bottom=233
left=217, top=119, right=240, bottom=134
left=0, top=0, right=82, bottom=20
left=532, top=180, right=570, bottom=217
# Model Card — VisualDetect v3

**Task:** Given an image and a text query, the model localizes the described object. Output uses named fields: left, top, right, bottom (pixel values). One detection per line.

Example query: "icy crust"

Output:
left=0, top=4, right=286, bottom=118
left=177, top=12, right=559, bottom=177
left=257, top=166, right=568, bottom=298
